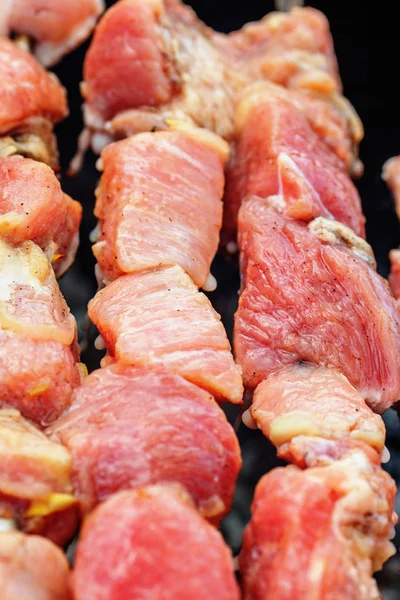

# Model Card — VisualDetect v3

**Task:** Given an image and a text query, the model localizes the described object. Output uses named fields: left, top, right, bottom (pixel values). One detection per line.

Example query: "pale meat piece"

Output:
left=235, top=82, right=363, bottom=175
left=80, top=0, right=361, bottom=173
left=223, top=88, right=364, bottom=245
left=235, top=198, right=400, bottom=411
left=0, top=408, right=78, bottom=545
left=89, top=265, right=243, bottom=404
left=250, top=364, right=386, bottom=455
left=0, top=241, right=81, bottom=426
left=240, top=446, right=397, bottom=600
left=388, top=249, right=400, bottom=308
left=47, top=364, right=241, bottom=521
left=383, top=155, right=400, bottom=219
left=71, top=485, right=240, bottom=600
left=0, top=531, right=71, bottom=600
left=93, top=127, right=228, bottom=288
left=0, top=0, right=104, bottom=66
left=0, top=38, right=67, bottom=167
left=212, top=5, right=341, bottom=93
left=0, top=156, right=81, bottom=277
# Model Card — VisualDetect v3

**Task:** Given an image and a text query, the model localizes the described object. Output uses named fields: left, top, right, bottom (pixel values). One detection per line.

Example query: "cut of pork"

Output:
left=71, top=485, right=240, bottom=600
left=235, top=197, right=400, bottom=411
left=0, top=156, right=81, bottom=277
left=0, top=38, right=67, bottom=167
left=0, top=408, right=78, bottom=545
left=47, top=363, right=241, bottom=521
left=223, top=87, right=365, bottom=245
left=93, top=127, right=228, bottom=288
left=89, top=265, right=243, bottom=404
left=240, top=446, right=396, bottom=600
left=250, top=363, right=385, bottom=456
left=0, top=0, right=104, bottom=66
left=0, top=241, right=81, bottom=426
left=0, top=531, right=70, bottom=600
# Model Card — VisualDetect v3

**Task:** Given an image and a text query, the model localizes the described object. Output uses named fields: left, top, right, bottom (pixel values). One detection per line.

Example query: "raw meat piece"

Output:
left=234, top=82, right=363, bottom=174
left=0, top=408, right=78, bottom=545
left=83, top=0, right=174, bottom=124
left=388, top=248, right=400, bottom=307
left=383, top=155, right=400, bottom=219
left=0, top=330, right=81, bottom=427
left=0, top=0, right=104, bottom=66
left=0, top=39, right=67, bottom=167
left=0, top=241, right=81, bottom=426
left=47, top=363, right=241, bottom=521
left=223, top=88, right=364, bottom=244
left=240, top=446, right=396, bottom=600
left=213, top=5, right=341, bottom=93
left=71, top=484, right=240, bottom=600
left=383, top=158, right=400, bottom=306
left=235, top=197, right=400, bottom=410
left=89, top=265, right=243, bottom=404
left=250, top=363, right=385, bottom=455
left=0, top=531, right=71, bottom=599
left=0, top=156, right=81, bottom=276
left=93, top=127, right=227, bottom=288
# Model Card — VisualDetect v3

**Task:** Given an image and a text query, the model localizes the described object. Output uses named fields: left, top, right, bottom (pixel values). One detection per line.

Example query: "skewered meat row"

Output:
left=44, top=123, right=242, bottom=595
left=67, top=2, right=397, bottom=597
left=48, top=126, right=243, bottom=511
left=76, top=0, right=362, bottom=179
left=0, top=157, right=82, bottom=425
left=0, top=156, right=82, bottom=547
left=0, top=0, right=104, bottom=66
left=228, top=34, right=399, bottom=600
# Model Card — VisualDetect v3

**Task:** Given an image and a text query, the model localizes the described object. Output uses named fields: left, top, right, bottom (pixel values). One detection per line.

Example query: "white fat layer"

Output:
left=0, top=242, right=41, bottom=302
left=0, top=518, right=16, bottom=532
left=92, top=132, right=114, bottom=155
left=94, top=335, right=106, bottom=351
left=242, top=408, right=258, bottom=429
left=90, top=223, right=101, bottom=243
left=202, top=273, right=217, bottom=292
left=381, top=446, right=391, bottom=464
left=226, top=241, right=238, bottom=254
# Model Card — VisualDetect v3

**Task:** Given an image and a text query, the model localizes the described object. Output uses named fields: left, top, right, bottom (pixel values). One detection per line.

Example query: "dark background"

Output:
left=53, top=2, right=400, bottom=596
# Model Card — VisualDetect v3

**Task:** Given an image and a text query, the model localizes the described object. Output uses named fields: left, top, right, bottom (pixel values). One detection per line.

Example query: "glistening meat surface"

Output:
left=0, top=38, right=67, bottom=134
left=0, top=156, right=81, bottom=276
left=223, top=89, right=364, bottom=243
left=0, top=0, right=104, bottom=66
left=93, top=128, right=227, bottom=288
left=240, top=447, right=396, bottom=600
left=250, top=363, right=385, bottom=455
left=0, top=241, right=80, bottom=426
left=89, top=265, right=243, bottom=404
left=235, top=198, right=400, bottom=410
left=0, top=531, right=70, bottom=600
left=47, top=364, right=241, bottom=521
left=0, top=408, right=78, bottom=546
left=71, top=485, right=240, bottom=600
